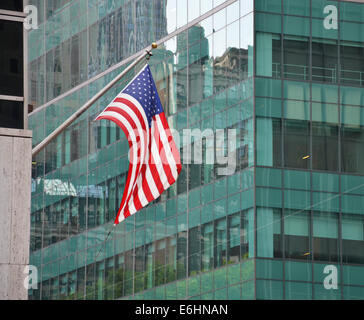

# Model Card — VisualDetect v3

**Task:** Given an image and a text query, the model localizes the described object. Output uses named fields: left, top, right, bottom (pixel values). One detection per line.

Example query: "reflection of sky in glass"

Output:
left=166, top=0, right=248, bottom=40
left=165, top=37, right=177, bottom=54
left=241, top=13, right=254, bottom=49
left=227, top=1, right=240, bottom=24
left=177, top=0, right=188, bottom=28
left=201, top=0, right=213, bottom=15
left=200, top=16, right=213, bottom=36
left=241, top=0, right=254, bottom=17
left=188, top=0, right=200, bottom=22
left=166, top=0, right=177, bottom=34
left=227, top=20, right=239, bottom=49
left=213, top=27, right=226, bottom=57
left=207, top=34, right=213, bottom=58
left=214, top=8, right=226, bottom=31
left=214, top=0, right=226, bottom=7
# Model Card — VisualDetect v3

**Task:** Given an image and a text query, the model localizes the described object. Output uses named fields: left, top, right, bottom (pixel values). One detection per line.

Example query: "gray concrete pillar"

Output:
left=0, top=128, right=32, bottom=300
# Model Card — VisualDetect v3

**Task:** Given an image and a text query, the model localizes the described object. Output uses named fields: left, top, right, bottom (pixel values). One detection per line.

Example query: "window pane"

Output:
left=50, top=277, right=59, bottom=300
left=313, top=211, right=339, bottom=263
left=257, top=208, right=282, bottom=258
left=256, top=32, right=281, bottom=78
left=177, top=231, right=187, bottom=279
left=340, top=42, right=364, bottom=86
left=342, top=214, right=364, bottom=264
left=85, top=264, right=95, bottom=300
left=71, top=35, right=80, bottom=87
left=201, top=222, right=214, bottom=271
left=227, top=214, right=240, bottom=264
left=284, top=120, right=310, bottom=169
left=214, top=218, right=227, bottom=268
left=257, top=117, right=282, bottom=167
left=284, top=210, right=311, bottom=260
left=341, top=125, right=364, bottom=174
left=0, top=20, right=23, bottom=96
left=312, top=39, right=338, bottom=83
left=283, top=36, right=309, bottom=80
left=104, top=258, right=114, bottom=300
left=312, top=122, right=339, bottom=171
left=76, top=267, right=85, bottom=300
left=188, top=227, right=201, bottom=275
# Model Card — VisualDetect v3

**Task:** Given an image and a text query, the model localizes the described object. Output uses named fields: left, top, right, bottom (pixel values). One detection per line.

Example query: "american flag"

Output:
left=95, top=64, right=182, bottom=225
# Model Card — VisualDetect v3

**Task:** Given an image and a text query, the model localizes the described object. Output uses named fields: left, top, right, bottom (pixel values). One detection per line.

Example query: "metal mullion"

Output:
left=280, top=0, right=285, bottom=300
left=337, top=0, right=344, bottom=300
left=252, top=0, right=257, bottom=300
left=185, top=0, right=190, bottom=297
left=309, top=0, right=315, bottom=300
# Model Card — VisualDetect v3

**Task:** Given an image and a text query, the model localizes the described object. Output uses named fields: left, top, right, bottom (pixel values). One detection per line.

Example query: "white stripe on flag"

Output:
left=118, top=93, right=149, bottom=129
left=108, top=101, right=149, bottom=164
left=145, top=166, right=160, bottom=199
left=150, top=118, right=170, bottom=190
left=100, top=111, right=142, bottom=214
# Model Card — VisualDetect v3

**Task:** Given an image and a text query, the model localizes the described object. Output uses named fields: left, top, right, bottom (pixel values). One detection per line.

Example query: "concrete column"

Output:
left=0, top=128, right=32, bottom=300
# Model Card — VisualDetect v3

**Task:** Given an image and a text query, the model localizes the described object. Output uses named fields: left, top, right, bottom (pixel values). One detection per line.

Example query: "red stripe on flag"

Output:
left=96, top=115, right=134, bottom=223
left=139, top=164, right=155, bottom=203
left=105, top=106, right=147, bottom=165
left=97, top=114, right=143, bottom=224
left=148, top=157, right=165, bottom=194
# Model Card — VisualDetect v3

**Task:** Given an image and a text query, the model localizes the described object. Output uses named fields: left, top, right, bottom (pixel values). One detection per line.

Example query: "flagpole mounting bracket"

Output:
left=146, top=50, right=153, bottom=60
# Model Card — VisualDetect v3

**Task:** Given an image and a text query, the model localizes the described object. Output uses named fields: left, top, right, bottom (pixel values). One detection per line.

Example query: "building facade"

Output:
left=28, top=0, right=364, bottom=300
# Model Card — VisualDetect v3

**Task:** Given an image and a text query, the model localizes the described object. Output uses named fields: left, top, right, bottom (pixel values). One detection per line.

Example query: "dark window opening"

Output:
left=0, top=100, right=23, bottom=129
left=0, top=0, right=23, bottom=11
left=284, top=120, right=310, bottom=169
left=283, top=37, right=310, bottom=81
left=312, top=40, right=338, bottom=83
left=312, top=122, right=339, bottom=171
left=0, top=20, right=23, bottom=97
left=341, top=125, right=364, bottom=174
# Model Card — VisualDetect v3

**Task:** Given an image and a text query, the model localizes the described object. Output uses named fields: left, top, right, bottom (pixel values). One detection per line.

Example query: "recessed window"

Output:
left=342, top=214, right=364, bottom=264
left=0, top=0, right=23, bottom=11
left=0, top=100, right=23, bottom=129
left=0, top=20, right=23, bottom=96
left=284, top=210, right=311, bottom=260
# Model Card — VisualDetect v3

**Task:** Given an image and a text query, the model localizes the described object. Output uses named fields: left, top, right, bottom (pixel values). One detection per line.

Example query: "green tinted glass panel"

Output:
left=256, top=280, right=283, bottom=300
left=285, top=281, right=312, bottom=300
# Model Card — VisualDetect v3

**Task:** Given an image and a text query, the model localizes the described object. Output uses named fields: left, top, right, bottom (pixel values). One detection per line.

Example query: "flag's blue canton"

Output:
left=123, top=65, right=164, bottom=127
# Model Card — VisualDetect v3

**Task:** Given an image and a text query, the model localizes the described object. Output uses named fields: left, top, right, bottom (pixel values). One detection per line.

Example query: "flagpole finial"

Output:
left=152, top=42, right=158, bottom=49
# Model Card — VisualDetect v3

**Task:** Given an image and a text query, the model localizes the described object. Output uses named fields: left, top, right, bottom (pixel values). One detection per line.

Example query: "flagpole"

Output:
left=31, top=43, right=158, bottom=158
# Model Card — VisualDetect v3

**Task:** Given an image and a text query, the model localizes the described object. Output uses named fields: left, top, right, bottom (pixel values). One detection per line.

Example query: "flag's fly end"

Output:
left=96, top=64, right=181, bottom=225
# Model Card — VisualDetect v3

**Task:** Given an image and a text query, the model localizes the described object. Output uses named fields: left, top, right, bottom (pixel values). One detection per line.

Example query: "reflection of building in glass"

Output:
left=213, top=47, right=249, bottom=93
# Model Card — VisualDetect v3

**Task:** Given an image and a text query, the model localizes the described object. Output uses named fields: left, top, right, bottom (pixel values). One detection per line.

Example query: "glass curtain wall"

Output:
left=255, top=0, right=364, bottom=300
left=28, top=0, right=255, bottom=300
